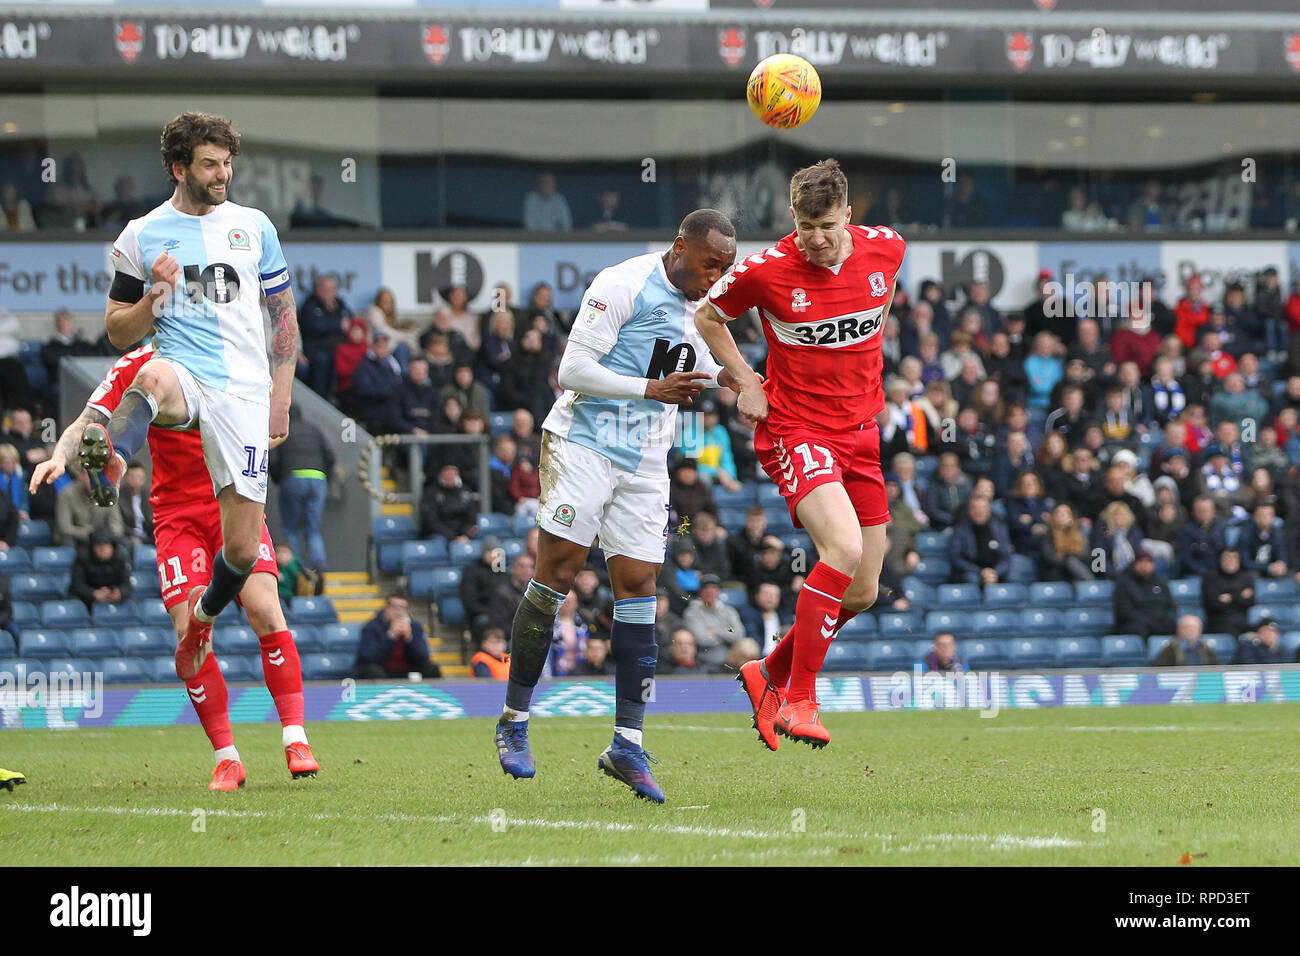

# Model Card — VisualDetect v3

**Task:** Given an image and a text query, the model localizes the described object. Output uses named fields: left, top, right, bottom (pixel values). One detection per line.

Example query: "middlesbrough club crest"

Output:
left=115, top=21, right=144, bottom=63
left=718, top=28, right=745, bottom=69
left=422, top=24, right=450, bottom=65
left=1006, top=32, right=1033, bottom=72
left=1286, top=34, right=1300, bottom=73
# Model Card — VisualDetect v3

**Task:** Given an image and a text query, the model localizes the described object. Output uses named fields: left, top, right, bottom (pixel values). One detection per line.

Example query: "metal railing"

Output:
left=361, top=432, right=492, bottom=527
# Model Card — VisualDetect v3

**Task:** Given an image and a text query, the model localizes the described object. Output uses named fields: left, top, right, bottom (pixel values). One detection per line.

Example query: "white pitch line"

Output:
left=982, top=725, right=1250, bottom=732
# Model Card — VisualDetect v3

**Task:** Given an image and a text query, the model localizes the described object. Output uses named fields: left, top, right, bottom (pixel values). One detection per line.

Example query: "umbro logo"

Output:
left=163, top=239, right=181, bottom=251
left=651, top=309, right=669, bottom=319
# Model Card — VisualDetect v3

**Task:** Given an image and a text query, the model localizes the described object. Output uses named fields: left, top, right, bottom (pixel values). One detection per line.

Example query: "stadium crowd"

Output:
left=6, top=250, right=1300, bottom=677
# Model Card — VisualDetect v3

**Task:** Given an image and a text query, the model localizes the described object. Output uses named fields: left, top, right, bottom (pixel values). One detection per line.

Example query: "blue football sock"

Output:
left=107, top=387, right=159, bottom=465
left=611, top=596, right=658, bottom=738
left=197, top=550, right=255, bottom=622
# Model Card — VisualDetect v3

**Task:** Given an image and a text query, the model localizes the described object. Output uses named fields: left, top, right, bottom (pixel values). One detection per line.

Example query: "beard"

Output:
left=183, top=170, right=227, bottom=206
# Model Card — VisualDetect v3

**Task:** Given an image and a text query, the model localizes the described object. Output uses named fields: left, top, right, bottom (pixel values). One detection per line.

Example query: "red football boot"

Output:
left=774, top=699, right=831, bottom=749
left=737, top=659, right=784, bottom=752
left=175, top=586, right=214, bottom=681
left=285, top=742, right=319, bottom=779
left=208, top=759, right=246, bottom=791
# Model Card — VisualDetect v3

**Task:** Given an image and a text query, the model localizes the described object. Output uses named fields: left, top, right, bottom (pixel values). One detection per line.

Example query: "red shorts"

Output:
left=153, top=505, right=279, bottom=610
left=754, top=419, right=890, bottom=530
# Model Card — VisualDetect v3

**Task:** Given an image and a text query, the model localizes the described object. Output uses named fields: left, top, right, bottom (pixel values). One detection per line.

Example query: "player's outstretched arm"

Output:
left=266, top=286, right=300, bottom=442
left=29, top=406, right=109, bottom=493
left=693, top=299, right=767, bottom=420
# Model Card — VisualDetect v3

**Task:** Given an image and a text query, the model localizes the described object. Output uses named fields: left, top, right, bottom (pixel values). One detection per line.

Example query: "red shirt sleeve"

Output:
left=85, top=346, right=151, bottom=417
left=706, top=247, right=785, bottom=320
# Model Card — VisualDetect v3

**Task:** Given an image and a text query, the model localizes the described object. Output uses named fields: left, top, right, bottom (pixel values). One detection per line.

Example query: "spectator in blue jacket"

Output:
left=1237, top=618, right=1288, bottom=665
left=351, top=332, right=406, bottom=435
left=950, top=495, right=1013, bottom=585
left=1237, top=502, right=1289, bottom=578
left=297, top=274, right=351, bottom=398
left=1023, top=331, right=1065, bottom=411
left=1176, top=495, right=1227, bottom=578
left=355, top=592, right=441, bottom=679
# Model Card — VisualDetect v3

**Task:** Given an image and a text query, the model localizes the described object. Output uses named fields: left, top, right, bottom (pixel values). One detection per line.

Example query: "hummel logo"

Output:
left=820, top=613, right=837, bottom=640
left=188, top=684, right=207, bottom=703
left=784, top=478, right=799, bottom=493
left=267, top=649, right=285, bottom=667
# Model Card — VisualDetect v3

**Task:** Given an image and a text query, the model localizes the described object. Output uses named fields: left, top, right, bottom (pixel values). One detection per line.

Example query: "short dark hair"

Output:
left=789, top=158, right=848, bottom=218
left=161, top=112, right=240, bottom=184
left=387, top=591, right=410, bottom=604
left=934, top=630, right=956, bottom=642
left=679, top=208, right=735, bottom=242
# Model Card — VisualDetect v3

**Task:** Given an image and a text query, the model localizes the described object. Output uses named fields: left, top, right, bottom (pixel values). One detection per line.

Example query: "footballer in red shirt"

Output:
left=31, top=344, right=318, bottom=790
left=695, top=159, right=905, bottom=750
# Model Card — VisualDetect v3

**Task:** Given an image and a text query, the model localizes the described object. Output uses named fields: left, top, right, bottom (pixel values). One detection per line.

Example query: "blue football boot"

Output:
left=597, top=734, right=665, bottom=804
left=495, top=718, right=536, bottom=779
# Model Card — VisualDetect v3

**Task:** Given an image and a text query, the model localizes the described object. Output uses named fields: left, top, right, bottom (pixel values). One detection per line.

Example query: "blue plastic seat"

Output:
left=1169, top=578, right=1202, bottom=602
left=121, top=628, right=174, bottom=657
left=836, top=614, right=877, bottom=640
left=301, top=652, right=352, bottom=681
left=763, top=507, right=794, bottom=533
left=720, top=586, right=747, bottom=608
left=972, top=609, right=1019, bottom=635
left=17, top=520, right=52, bottom=547
left=0, top=548, right=31, bottom=571
left=915, top=530, right=950, bottom=556
left=40, top=600, right=90, bottom=629
left=926, top=609, right=974, bottom=637
left=290, top=597, right=338, bottom=624
left=961, top=638, right=1008, bottom=671
left=372, top=515, right=417, bottom=541
left=408, top=568, right=435, bottom=600
left=71, top=629, right=123, bottom=658
left=133, top=543, right=157, bottom=568
left=93, top=600, right=141, bottom=627
left=1257, top=578, right=1299, bottom=602
left=500, top=538, right=526, bottom=560
left=215, top=626, right=260, bottom=656
left=914, top=455, right=939, bottom=480
left=319, top=623, right=362, bottom=653
left=1147, top=635, right=1174, bottom=664
left=400, top=539, right=448, bottom=572
left=46, top=657, right=96, bottom=679
left=11, top=601, right=38, bottom=630
left=755, top=484, right=782, bottom=505
left=218, top=655, right=260, bottom=682
left=982, top=583, right=1027, bottom=608
left=936, top=583, right=983, bottom=610
left=448, top=541, right=480, bottom=567
left=11, top=574, right=64, bottom=603
left=22, top=629, right=70, bottom=660
left=0, top=632, right=14, bottom=656
left=488, top=411, right=512, bottom=435
left=377, top=541, right=405, bottom=574
left=1028, top=581, right=1074, bottom=607
left=512, top=511, right=539, bottom=536
left=1248, top=605, right=1291, bottom=627
left=1100, top=635, right=1148, bottom=667
left=437, top=596, right=465, bottom=627
left=902, top=577, right=935, bottom=608
left=139, top=599, right=174, bottom=628
left=878, top=611, right=921, bottom=640
left=476, top=513, right=511, bottom=536
left=293, top=625, right=323, bottom=653
left=713, top=484, right=756, bottom=509
left=99, top=657, right=152, bottom=683
left=1019, top=608, right=1063, bottom=636
left=867, top=641, right=914, bottom=672
left=1006, top=637, right=1057, bottom=669
left=911, top=558, right=949, bottom=585
left=1280, top=631, right=1300, bottom=658
left=129, top=571, right=161, bottom=597
left=428, top=567, right=463, bottom=600
left=823, top=642, right=870, bottom=672
left=1062, top=606, right=1113, bottom=637
left=1202, top=633, right=1237, bottom=664
left=1056, top=636, right=1102, bottom=668
left=1073, top=580, right=1114, bottom=607
left=1007, top=554, right=1039, bottom=584
left=32, top=546, right=76, bottom=572
left=0, top=658, right=39, bottom=682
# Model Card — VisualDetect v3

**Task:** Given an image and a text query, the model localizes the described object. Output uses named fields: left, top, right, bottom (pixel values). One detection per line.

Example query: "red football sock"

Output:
left=185, top=653, right=233, bottom=751
left=258, top=629, right=305, bottom=727
left=766, top=602, right=861, bottom=688
left=787, top=562, right=853, bottom=703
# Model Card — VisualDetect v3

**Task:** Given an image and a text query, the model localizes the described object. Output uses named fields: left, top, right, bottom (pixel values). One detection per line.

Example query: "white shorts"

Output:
left=536, top=431, right=669, bottom=564
left=156, top=358, right=269, bottom=503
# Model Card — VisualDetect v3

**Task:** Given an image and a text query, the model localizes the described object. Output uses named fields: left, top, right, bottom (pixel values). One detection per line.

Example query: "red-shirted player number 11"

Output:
left=794, top=442, right=834, bottom=480
left=158, top=555, right=189, bottom=592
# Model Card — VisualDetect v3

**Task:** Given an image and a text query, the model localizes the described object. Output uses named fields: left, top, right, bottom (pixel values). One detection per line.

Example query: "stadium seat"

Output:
left=779, top=531, right=813, bottom=554
left=319, top=623, right=362, bottom=653
left=1280, top=631, right=1300, bottom=659
left=822, top=641, right=869, bottom=672
left=11, top=574, right=66, bottom=603
left=17, top=520, right=52, bottom=547
left=512, top=511, right=538, bottom=537
left=216, top=626, right=260, bottom=656
left=371, top=515, right=417, bottom=541
left=488, top=411, right=512, bottom=435
left=0, top=658, right=39, bottom=683
left=961, top=638, right=1008, bottom=671
left=448, top=540, right=480, bottom=567
left=1007, top=554, right=1038, bottom=584
left=935, top=583, right=982, bottom=610
left=1169, top=578, right=1202, bottom=602
left=836, top=614, right=877, bottom=640
left=902, top=577, right=935, bottom=608
left=755, top=484, right=783, bottom=505
left=21, top=630, right=70, bottom=660
left=1073, top=580, right=1114, bottom=607
left=293, top=625, right=324, bottom=653
left=717, top=508, right=747, bottom=532
left=1202, top=634, right=1237, bottom=664
left=93, top=600, right=141, bottom=628
left=1175, top=605, right=1205, bottom=624
left=138, top=600, right=173, bottom=628
left=32, top=546, right=76, bottom=572
left=400, top=539, right=449, bottom=572
left=1005, top=637, right=1057, bottom=669
left=428, top=567, right=463, bottom=601
left=0, top=548, right=31, bottom=571
left=915, top=530, right=950, bottom=556
left=971, top=610, right=1018, bottom=635
left=720, top=586, right=747, bottom=608
left=149, top=657, right=178, bottom=682
left=301, top=653, right=352, bottom=681
left=377, top=542, right=405, bottom=574
left=71, top=629, right=122, bottom=658
left=981, top=583, right=1027, bottom=608
left=121, top=628, right=174, bottom=657
left=290, top=597, right=338, bottom=624
left=713, top=484, right=756, bottom=509
left=500, top=538, right=526, bottom=560
left=1248, top=605, right=1291, bottom=627
left=46, top=658, right=96, bottom=679
left=408, top=568, right=435, bottom=600
left=11, top=601, right=38, bottom=630
left=1061, top=606, right=1113, bottom=637
left=1146, top=636, right=1173, bottom=664
left=911, top=558, right=949, bottom=585
left=99, top=657, right=151, bottom=684
left=476, top=513, right=511, bottom=536
left=437, top=595, right=465, bottom=627
left=914, top=456, right=939, bottom=480
left=1018, top=607, right=1063, bottom=636
left=867, top=641, right=914, bottom=672
left=129, top=571, right=161, bottom=597
left=0, top=632, right=13, bottom=656
left=1028, top=581, right=1074, bottom=607
left=763, top=507, right=794, bottom=532
left=218, top=655, right=261, bottom=682
left=878, top=611, right=921, bottom=640
left=133, top=544, right=157, bottom=568
left=1257, top=578, right=1298, bottom=602
left=40, top=599, right=90, bottom=629
left=1099, top=635, right=1148, bottom=668
left=926, top=609, right=974, bottom=637
left=910, top=638, right=936, bottom=663
left=1055, top=637, right=1102, bottom=668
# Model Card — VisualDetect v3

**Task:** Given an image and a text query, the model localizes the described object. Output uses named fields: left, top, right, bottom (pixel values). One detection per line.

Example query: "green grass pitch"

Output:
left=4, top=703, right=1298, bottom=866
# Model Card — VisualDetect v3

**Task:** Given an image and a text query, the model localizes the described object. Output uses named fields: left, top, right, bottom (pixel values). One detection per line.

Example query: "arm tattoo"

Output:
left=266, top=288, right=301, bottom=371
left=53, top=407, right=109, bottom=463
